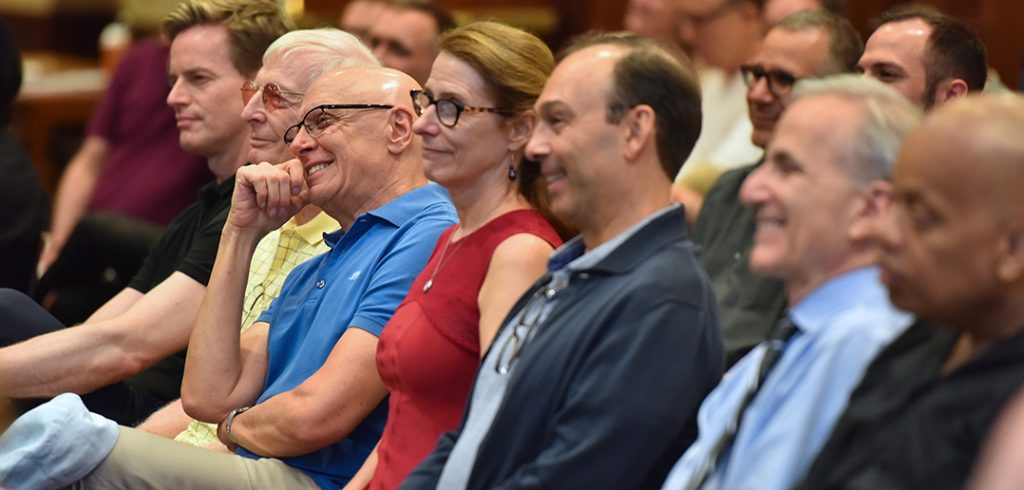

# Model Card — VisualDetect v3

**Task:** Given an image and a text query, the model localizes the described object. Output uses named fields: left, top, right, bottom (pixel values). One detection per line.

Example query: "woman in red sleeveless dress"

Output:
left=344, top=21, right=571, bottom=490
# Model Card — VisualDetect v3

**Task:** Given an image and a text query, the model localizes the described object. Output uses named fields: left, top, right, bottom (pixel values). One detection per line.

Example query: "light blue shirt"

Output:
left=0, top=393, right=118, bottom=490
left=661, top=266, right=912, bottom=490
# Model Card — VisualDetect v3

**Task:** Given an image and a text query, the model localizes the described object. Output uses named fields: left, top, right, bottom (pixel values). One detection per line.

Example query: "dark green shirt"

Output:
left=691, top=161, right=787, bottom=367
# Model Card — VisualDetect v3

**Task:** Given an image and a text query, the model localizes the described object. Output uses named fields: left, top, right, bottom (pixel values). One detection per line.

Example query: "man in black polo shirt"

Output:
left=0, top=0, right=290, bottom=425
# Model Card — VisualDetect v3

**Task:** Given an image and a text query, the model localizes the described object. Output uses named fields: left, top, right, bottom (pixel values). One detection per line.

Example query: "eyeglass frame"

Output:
left=739, top=64, right=800, bottom=98
left=240, top=80, right=304, bottom=112
left=493, top=280, right=569, bottom=375
left=283, top=103, right=395, bottom=145
left=410, top=89, right=515, bottom=128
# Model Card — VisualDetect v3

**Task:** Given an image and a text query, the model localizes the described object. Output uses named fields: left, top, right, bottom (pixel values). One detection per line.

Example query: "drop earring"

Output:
left=507, top=153, right=517, bottom=181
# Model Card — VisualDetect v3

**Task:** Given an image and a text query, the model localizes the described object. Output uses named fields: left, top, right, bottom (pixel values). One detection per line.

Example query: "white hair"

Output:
left=262, top=28, right=381, bottom=90
left=791, top=74, right=924, bottom=185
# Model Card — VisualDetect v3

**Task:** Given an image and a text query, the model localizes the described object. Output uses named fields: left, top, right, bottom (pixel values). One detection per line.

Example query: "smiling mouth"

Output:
left=756, top=219, right=785, bottom=231
left=546, top=172, right=566, bottom=183
left=307, top=163, right=330, bottom=176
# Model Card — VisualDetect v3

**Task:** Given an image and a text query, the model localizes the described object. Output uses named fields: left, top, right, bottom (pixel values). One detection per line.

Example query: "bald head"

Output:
left=310, top=66, right=421, bottom=110
left=289, top=66, right=426, bottom=220
left=909, top=95, right=1024, bottom=219
left=869, top=94, right=1024, bottom=330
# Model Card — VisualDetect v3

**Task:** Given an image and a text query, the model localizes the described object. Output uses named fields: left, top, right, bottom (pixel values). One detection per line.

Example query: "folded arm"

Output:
left=216, top=327, right=388, bottom=458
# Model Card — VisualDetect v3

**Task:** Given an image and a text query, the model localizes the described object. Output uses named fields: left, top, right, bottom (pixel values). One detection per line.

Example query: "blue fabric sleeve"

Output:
left=348, top=217, right=454, bottom=337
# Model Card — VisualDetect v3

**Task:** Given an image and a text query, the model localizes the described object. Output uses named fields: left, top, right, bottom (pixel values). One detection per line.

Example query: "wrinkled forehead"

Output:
left=256, top=53, right=317, bottom=91
left=302, top=72, right=370, bottom=109
left=773, top=94, right=865, bottom=157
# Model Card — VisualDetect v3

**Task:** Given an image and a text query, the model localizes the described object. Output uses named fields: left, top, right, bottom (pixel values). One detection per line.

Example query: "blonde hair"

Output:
left=439, top=21, right=553, bottom=113
left=439, top=21, right=576, bottom=238
left=163, top=0, right=294, bottom=78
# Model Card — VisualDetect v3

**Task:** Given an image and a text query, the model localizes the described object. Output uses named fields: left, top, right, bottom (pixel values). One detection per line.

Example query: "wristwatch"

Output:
left=223, top=405, right=252, bottom=450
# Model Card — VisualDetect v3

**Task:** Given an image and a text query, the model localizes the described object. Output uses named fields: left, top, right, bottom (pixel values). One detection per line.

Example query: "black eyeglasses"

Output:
left=241, top=81, right=303, bottom=112
left=410, top=90, right=515, bottom=128
left=284, top=103, right=394, bottom=144
left=494, top=281, right=568, bottom=375
left=740, top=65, right=799, bottom=98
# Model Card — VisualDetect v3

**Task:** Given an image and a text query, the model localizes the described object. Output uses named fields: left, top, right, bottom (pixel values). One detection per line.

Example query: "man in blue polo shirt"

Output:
left=3, top=66, right=456, bottom=489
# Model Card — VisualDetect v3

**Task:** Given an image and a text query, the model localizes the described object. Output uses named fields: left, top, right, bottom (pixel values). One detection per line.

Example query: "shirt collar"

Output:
left=365, top=183, right=451, bottom=228
left=323, top=183, right=451, bottom=249
left=547, top=204, right=682, bottom=274
left=789, top=266, right=888, bottom=335
left=200, top=176, right=235, bottom=205
left=285, top=212, right=340, bottom=246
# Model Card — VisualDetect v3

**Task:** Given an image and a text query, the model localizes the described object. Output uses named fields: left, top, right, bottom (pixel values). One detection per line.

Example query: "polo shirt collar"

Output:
left=324, top=183, right=450, bottom=249
left=288, top=212, right=339, bottom=246
left=365, top=183, right=450, bottom=228
left=200, top=176, right=235, bottom=206
left=548, top=204, right=687, bottom=275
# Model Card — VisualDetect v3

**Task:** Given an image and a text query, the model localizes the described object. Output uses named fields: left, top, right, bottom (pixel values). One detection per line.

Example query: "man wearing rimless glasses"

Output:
left=689, top=10, right=863, bottom=367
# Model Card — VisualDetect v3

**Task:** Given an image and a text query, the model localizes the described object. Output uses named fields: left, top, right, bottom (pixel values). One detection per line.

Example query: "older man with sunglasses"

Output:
left=689, top=10, right=863, bottom=366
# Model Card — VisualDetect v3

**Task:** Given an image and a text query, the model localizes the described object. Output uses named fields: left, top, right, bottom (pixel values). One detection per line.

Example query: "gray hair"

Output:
left=262, top=28, right=381, bottom=90
left=791, top=74, right=923, bottom=185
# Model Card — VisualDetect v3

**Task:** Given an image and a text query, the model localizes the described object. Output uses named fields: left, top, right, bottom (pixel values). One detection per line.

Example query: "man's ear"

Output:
left=620, top=104, right=656, bottom=162
left=933, top=78, right=970, bottom=105
left=997, top=222, right=1024, bottom=284
left=386, top=107, right=416, bottom=154
left=849, top=180, right=893, bottom=244
left=505, top=111, right=536, bottom=153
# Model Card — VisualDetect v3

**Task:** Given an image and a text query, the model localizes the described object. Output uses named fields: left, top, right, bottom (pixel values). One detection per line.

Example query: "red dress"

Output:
left=369, top=209, right=562, bottom=489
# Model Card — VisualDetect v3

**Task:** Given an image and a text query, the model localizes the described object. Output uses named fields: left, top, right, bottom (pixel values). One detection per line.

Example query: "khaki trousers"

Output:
left=71, top=427, right=320, bottom=489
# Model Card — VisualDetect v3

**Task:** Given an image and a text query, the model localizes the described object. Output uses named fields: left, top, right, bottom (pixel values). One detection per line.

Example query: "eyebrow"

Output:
left=537, top=100, right=571, bottom=116
left=861, top=60, right=908, bottom=74
left=427, top=88, right=467, bottom=104
left=768, top=149, right=804, bottom=172
left=179, top=67, right=216, bottom=79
